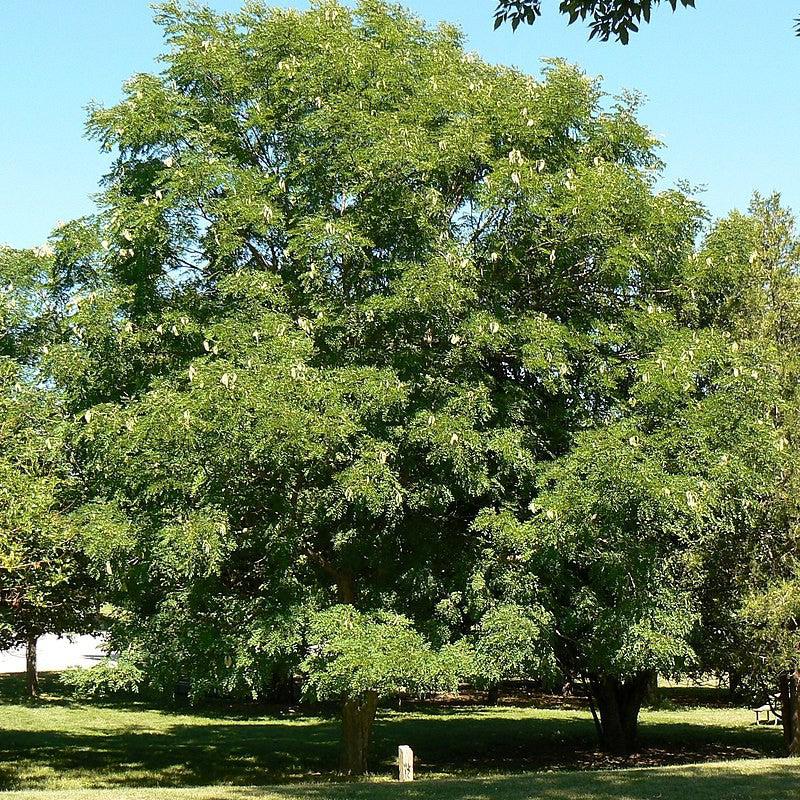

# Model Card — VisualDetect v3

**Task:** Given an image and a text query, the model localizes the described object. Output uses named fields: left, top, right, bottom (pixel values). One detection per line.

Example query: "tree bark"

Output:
left=340, top=691, right=378, bottom=775
left=728, top=670, right=742, bottom=700
left=645, top=671, right=658, bottom=703
left=780, top=669, right=800, bottom=756
left=589, top=671, right=653, bottom=755
left=335, top=572, right=356, bottom=605
left=790, top=670, right=800, bottom=756
left=306, top=559, right=375, bottom=772
left=25, top=634, right=39, bottom=698
left=487, top=682, right=500, bottom=705
left=269, top=668, right=297, bottom=704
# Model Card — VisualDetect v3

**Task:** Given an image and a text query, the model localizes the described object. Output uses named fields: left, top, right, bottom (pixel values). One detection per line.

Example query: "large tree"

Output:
left=47, top=0, right=775, bottom=768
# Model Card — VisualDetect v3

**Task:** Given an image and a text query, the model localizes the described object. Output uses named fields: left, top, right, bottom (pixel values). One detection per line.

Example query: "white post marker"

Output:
left=398, top=744, right=414, bottom=782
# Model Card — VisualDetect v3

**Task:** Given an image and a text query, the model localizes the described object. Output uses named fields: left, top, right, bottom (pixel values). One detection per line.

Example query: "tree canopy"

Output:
left=30, top=0, right=800, bottom=771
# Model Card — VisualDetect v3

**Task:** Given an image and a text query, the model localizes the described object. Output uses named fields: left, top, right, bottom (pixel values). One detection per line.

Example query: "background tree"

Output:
left=470, top=294, right=786, bottom=752
left=683, top=194, right=800, bottom=753
left=0, top=247, right=99, bottom=697
left=741, top=580, right=800, bottom=753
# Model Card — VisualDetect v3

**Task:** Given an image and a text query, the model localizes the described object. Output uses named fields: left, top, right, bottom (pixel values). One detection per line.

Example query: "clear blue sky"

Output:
left=1, top=1, right=799, bottom=247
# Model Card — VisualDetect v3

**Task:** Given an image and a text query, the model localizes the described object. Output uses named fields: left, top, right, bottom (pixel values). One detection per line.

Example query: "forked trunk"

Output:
left=340, top=691, right=378, bottom=775
left=779, top=669, right=800, bottom=755
left=25, top=634, right=39, bottom=698
left=589, top=671, right=653, bottom=755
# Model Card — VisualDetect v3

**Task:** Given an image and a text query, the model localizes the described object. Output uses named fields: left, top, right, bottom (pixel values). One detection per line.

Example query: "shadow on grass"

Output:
left=653, top=686, right=738, bottom=709
left=0, top=671, right=340, bottom=722
left=0, top=707, right=786, bottom=791
left=373, top=711, right=784, bottom=774
left=215, top=761, right=800, bottom=800
left=0, top=722, right=342, bottom=789
left=0, top=672, right=786, bottom=792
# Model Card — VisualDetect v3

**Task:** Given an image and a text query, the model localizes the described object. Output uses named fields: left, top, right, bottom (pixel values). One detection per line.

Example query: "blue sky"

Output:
left=1, top=1, right=799, bottom=247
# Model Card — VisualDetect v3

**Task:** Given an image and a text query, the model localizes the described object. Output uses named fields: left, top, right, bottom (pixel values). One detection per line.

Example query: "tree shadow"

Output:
left=0, top=721, right=342, bottom=790
left=372, top=710, right=784, bottom=775
left=0, top=701, right=786, bottom=791
left=251, top=761, right=800, bottom=800
left=0, top=671, right=339, bottom=721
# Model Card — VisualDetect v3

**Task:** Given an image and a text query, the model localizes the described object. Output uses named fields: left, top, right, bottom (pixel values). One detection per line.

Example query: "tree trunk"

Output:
left=645, top=671, right=658, bottom=703
left=340, top=691, right=378, bottom=775
left=589, top=671, right=653, bottom=755
left=790, top=670, right=800, bottom=756
left=25, top=634, right=39, bottom=698
left=728, top=670, right=742, bottom=700
left=270, top=668, right=296, bottom=704
left=335, top=572, right=356, bottom=605
left=487, top=682, right=500, bottom=705
left=780, top=669, right=800, bottom=756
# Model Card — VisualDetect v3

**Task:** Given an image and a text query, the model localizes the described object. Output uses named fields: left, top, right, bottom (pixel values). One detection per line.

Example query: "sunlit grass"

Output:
left=2, top=760, right=799, bottom=800
left=0, top=672, right=788, bottom=797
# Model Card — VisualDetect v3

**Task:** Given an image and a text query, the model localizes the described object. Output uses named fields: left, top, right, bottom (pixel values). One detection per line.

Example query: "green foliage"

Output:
left=41, top=0, right=800, bottom=761
left=0, top=248, right=99, bottom=652
left=50, top=0, right=706, bottom=709
left=62, top=657, right=145, bottom=698
left=493, top=1, right=696, bottom=43
left=494, top=2, right=800, bottom=46
left=0, top=246, right=54, bottom=364
left=470, top=603, right=558, bottom=688
left=302, top=605, right=462, bottom=701
left=740, top=576, right=800, bottom=679
left=677, top=194, right=800, bottom=701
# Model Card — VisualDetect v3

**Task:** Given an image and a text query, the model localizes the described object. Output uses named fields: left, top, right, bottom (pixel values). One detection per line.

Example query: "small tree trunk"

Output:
left=25, top=634, right=39, bottom=698
left=487, top=682, right=500, bottom=705
left=645, top=672, right=658, bottom=703
left=728, top=670, right=742, bottom=700
left=270, top=668, right=296, bottom=704
left=790, top=670, right=800, bottom=756
left=781, top=669, right=800, bottom=756
left=336, top=573, right=356, bottom=605
left=590, top=671, right=652, bottom=755
left=340, top=691, right=378, bottom=775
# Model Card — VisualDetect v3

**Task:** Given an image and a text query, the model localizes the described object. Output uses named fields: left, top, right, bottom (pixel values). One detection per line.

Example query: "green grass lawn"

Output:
left=1, top=760, right=799, bottom=800
left=0, top=673, right=792, bottom=799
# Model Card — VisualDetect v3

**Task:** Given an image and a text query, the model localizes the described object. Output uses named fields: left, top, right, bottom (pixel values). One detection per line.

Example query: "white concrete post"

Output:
left=398, top=744, right=414, bottom=782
